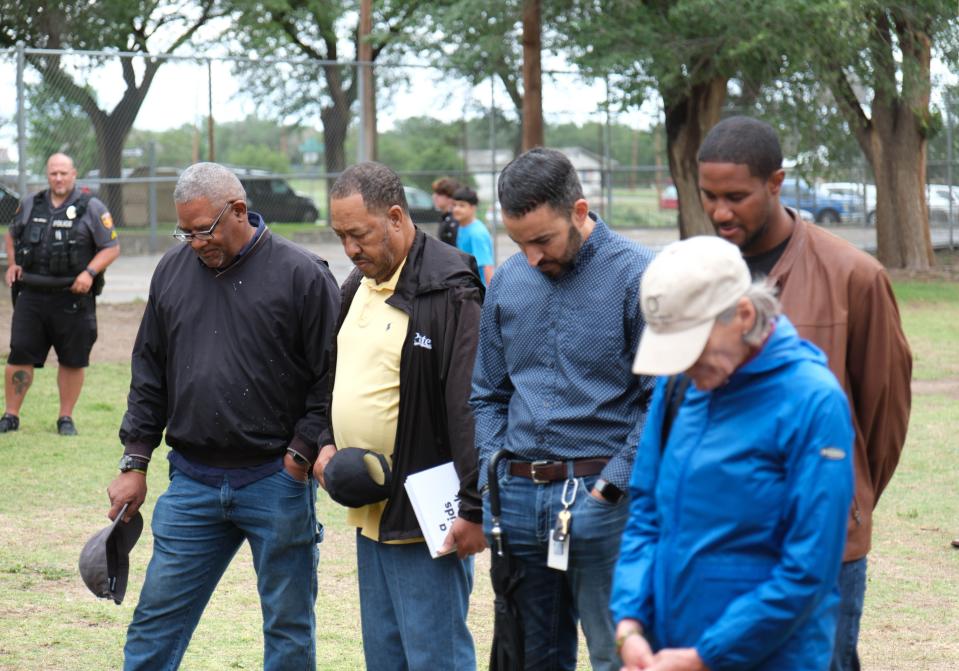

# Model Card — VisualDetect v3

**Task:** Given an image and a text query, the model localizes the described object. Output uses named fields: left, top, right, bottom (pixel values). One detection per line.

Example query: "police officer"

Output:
left=1, top=153, right=120, bottom=435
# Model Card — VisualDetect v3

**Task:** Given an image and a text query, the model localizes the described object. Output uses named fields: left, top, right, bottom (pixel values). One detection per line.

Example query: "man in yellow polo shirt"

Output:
left=314, top=162, right=486, bottom=670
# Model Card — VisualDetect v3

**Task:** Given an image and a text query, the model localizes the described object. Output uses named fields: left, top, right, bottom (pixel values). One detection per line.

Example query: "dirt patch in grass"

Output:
left=911, top=377, right=959, bottom=399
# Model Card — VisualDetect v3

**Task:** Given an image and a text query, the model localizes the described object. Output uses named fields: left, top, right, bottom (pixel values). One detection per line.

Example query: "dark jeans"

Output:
left=830, top=557, right=867, bottom=671
left=356, top=532, right=476, bottom=670
left=123, top=467, right=320, bottom=671
left=483, top=471, right=628, bottom=671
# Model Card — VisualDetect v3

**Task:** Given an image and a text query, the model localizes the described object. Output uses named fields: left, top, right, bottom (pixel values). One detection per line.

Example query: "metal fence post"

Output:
left=604, top=75, right=613, bottom=223
left=946, top=91, right=954, bottom=250
left=207, top=58, right=215, bottom=161
left=16, top=41, right=27, bottom=197
left=490, top=74, right=498, bottom=266
left=148, top=141, right=158, bottom=253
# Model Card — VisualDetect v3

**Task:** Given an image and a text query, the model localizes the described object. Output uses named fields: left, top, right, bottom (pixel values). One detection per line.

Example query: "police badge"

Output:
left=66, top=205, right=77, bottom=220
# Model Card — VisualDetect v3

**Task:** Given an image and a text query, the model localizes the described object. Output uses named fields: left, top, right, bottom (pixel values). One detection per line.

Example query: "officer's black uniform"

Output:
left=8, top=187, right=118, bottom=369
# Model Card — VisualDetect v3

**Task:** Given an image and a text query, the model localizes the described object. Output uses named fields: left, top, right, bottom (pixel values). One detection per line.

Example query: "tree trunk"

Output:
left=870, top=109, right=934, bottom=269
left=663, top=76, right=727, bottom=238
left=96, top=133, right=129, bottom=226
left=520, top=0, right=543, bottom=151
left=320, top=59, right=356, bottom=221
left=827, top=10, right=934, bottom=270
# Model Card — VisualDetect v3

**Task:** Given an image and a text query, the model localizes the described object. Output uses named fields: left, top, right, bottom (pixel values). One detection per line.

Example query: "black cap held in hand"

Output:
left=79, top=503, right=143, bottom=605
left=325, top=447, right=392, bottom=508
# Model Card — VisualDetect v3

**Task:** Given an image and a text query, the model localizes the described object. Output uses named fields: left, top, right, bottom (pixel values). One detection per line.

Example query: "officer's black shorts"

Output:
left=8, top=289, right=98, bottom=368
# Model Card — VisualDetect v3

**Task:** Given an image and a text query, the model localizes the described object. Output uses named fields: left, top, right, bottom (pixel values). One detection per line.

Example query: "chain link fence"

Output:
left=0, top=44, right=955, bottom=255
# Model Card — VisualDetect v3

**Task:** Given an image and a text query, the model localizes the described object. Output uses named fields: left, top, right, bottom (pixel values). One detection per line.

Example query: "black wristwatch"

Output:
left=286, top=447, right=312, bottom=469
left=594, top=478, right=625, bottom=504
left=119, top=454, right=150, bottom=474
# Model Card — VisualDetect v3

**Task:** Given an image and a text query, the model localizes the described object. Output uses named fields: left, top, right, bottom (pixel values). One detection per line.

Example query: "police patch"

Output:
left=101, top=213, right=114, bottom=229
left=820, top=447, right=846, bottom=461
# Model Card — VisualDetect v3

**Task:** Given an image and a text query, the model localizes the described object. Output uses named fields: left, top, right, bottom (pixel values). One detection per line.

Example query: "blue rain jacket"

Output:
left=610, top=316, right=854, bottom=670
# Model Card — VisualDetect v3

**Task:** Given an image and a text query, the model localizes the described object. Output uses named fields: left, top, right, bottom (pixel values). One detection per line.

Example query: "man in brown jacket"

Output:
left=696, top=116, right=912, bottom=671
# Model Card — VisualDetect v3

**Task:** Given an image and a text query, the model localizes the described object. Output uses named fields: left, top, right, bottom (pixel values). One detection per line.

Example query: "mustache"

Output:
left=351, top=255, right=372, bottom=264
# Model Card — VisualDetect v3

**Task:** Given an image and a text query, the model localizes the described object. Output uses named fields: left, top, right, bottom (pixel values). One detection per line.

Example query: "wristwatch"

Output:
left=286, top=447, right=312, bottom=469
left=594, top=478, right=625, bottom=504
left=118, top=454, right=150, bottom=474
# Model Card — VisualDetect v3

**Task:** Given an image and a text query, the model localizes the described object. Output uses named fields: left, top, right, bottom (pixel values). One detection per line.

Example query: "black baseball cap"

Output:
left=325, top=447, right=392, bottom=508
left=79, top=503, right=143, bottom=605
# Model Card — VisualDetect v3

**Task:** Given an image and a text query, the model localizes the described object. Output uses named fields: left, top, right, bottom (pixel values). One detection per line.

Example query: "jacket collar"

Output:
left=768, top=208, right=809, bottom=285
left=387, top=227, right=482, bottom=313
left=735, top=315, right=827, bottom=379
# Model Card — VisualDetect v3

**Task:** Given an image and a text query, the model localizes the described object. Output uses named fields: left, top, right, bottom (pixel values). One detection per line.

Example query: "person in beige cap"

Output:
left=611, top=236, right=855, bottom=671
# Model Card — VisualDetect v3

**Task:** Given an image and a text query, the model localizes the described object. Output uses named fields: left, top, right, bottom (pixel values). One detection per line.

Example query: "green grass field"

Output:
left=0, top=280, right=956, bottom=670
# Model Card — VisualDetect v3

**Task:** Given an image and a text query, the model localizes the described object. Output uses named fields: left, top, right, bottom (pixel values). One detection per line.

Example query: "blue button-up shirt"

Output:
left=471, top=215, right=655, bottom=489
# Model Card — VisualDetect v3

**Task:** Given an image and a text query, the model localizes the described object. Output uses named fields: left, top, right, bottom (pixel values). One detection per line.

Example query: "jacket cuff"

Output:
left=289, top=434, right=318, bottom=464
left=316, top=428, right=334, bottom=451
left=457, top=505, right=482, bottom=524
left=457, top=490, right=483, bottom=524
left=122, top=441, right=156, bottom=460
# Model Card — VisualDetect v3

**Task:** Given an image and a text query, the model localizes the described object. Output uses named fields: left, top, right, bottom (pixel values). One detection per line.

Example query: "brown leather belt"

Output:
left=509, top=458, right=609, bottom=483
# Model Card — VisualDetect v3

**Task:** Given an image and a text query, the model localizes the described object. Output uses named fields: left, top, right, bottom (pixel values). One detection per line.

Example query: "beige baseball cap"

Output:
left=632, top=236, right=751, bottom=376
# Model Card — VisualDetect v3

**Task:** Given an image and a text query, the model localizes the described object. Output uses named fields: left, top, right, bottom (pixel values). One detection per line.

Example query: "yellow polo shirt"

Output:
left=331, top=258, right=420, bottom=542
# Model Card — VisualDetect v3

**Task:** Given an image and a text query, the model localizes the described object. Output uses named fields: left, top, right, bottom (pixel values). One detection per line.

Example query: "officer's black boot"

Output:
left=57, top=416, right=78, bottom=436
left=0, top=413, right=19, bottom=433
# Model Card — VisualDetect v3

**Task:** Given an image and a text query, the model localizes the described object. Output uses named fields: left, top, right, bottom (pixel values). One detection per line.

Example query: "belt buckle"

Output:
left=529, top=460, right=552, bottom=484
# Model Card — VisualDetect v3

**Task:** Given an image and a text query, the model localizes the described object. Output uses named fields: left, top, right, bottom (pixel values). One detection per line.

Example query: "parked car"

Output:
left=780, top=178, right=845, bottom=224
left=659, top=184, right=678, bottom=210
left=819, top=182, right=876, bottom=224
left=927, top=184, right=959, bottom=225
left=240, top=177, right=319, bottom=223
left=0, top=183, right=19, bottom=226
left=403, top=186, right=441, bottom=226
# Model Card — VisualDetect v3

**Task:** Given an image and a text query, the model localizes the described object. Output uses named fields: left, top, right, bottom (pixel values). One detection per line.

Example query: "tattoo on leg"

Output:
left=12, top=370, right=31, bottom=396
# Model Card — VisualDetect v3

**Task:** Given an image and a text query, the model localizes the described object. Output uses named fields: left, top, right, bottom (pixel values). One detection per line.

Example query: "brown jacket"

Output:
left=769, top=214, right=912, bottom=561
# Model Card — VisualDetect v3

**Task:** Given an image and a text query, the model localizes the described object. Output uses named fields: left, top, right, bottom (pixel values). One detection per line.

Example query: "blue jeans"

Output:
left=356, top=531, right=476, bottom=670
left=830, top=557, right=867, bottom=671
left=124, top=467, right=320, bottom=671
left=483, top=471, right=629, bottom=671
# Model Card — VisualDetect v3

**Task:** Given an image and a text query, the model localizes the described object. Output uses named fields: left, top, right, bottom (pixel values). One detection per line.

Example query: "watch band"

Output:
left=595, top=478, right=625, bottom=504
left=286, top=447, right=312, bottom=468
left=119, top=454, right=150, bottom=473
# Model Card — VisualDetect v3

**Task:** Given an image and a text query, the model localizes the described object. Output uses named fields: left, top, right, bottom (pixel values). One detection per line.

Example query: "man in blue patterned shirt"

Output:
left=471, top=147, right=655, bottom=671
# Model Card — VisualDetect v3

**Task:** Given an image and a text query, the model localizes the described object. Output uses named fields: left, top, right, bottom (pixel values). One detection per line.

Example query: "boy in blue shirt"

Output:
left=452, top=186, right=494, bottom=286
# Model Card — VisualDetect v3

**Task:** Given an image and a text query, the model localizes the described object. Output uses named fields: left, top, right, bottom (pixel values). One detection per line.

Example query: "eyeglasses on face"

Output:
left=172, top=200, right=235, bottom=242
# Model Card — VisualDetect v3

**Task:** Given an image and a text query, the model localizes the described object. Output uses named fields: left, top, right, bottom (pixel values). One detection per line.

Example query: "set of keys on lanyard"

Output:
left=547, top=477, right=578, bottom=571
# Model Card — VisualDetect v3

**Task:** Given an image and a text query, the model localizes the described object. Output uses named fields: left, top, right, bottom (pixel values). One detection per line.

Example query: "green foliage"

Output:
left=125, top=125, right=199, bottom=169
left=223, top=143, right=291, bottom=173
left=25, top=82, right=98, bottom=174
left=377, top=117, right=465, bottom=189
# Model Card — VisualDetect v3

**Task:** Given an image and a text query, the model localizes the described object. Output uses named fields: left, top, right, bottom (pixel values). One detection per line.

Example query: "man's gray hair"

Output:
left=717, top=279, right=781, bottom=346
left=174, top=162, right=245, bottom=205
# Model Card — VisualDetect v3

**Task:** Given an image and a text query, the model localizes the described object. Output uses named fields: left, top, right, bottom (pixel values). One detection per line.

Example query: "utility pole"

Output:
left=358, top=0, right=376, bottom=162
left=520, top=0, right=543, bottom=151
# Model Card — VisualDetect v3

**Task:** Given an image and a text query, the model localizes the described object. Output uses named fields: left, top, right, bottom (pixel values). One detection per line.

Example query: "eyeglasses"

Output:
left=172, top=200, right=235, bottom=242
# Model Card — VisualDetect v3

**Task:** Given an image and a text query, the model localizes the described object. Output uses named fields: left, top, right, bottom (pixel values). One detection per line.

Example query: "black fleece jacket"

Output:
left=329, top=228, right=484, bottom=540
left=120, top=228, right=339, bottom=466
